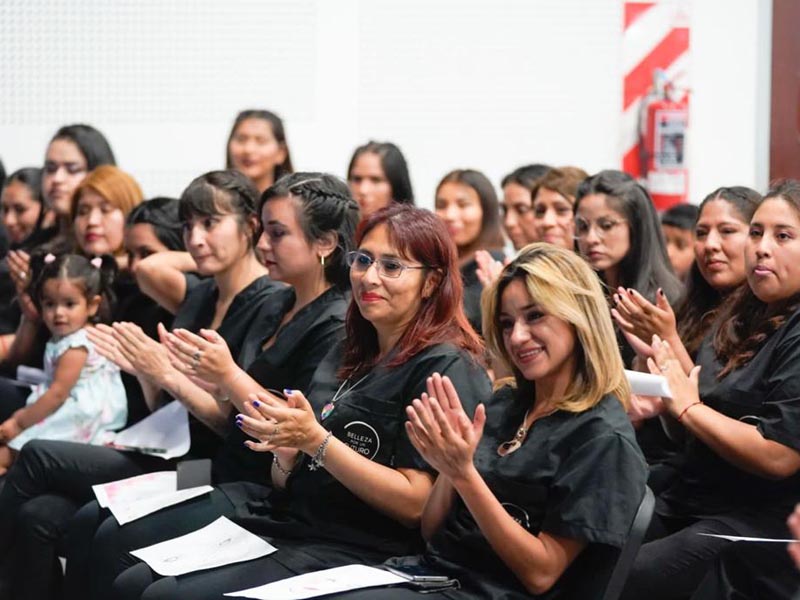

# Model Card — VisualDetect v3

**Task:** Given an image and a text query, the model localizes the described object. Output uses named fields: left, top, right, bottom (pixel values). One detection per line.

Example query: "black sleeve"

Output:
left=758, top=328, right=800, bottom=452
left=541, top=433, right=647, bottom=548
left=393, top=352, right=491, bottom=471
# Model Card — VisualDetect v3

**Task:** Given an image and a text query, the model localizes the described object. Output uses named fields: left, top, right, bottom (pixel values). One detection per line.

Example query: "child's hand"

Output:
left=0, top=417, right=22, bottom=442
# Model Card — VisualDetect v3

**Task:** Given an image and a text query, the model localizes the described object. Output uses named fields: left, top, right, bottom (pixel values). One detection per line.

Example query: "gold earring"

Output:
left=320, top=255, right=325, bottom=267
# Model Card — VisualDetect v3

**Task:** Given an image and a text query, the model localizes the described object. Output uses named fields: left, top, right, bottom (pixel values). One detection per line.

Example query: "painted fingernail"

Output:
left=627, top=288, right=633, bottom=294
left=658, top=288, right=665, bottom=296
left=252, top=400, right=260, bottom=407
left=236, top=421, right=243, bottom=428
left=283, top=389, right=293, bottom=396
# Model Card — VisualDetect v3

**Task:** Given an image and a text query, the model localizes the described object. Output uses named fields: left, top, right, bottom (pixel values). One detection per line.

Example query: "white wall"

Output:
left=0, top=0, right=771, bottom=207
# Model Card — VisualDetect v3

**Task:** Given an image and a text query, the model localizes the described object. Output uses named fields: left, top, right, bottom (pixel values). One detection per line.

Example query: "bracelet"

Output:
left=217, top=369, right=246, bottom=403
left=272, top=454, right=295, bottom=476
left=308, top=431, right=333, bottom=471
left=677, top=400, right=703, bottom=423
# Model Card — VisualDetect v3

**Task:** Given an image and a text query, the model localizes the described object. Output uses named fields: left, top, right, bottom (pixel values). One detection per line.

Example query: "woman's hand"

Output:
left=162, top=327, right=237, bottom=383
left=7, top=250, right=31, bottom=295
left=0, top=417, right=22, bottom=442
left=406, top=374, right=486, bottom=482
left=612, top=287, right=678, bottom=344
left=87, top=324, right=137, bottom=375
left=628, top=393, right=665, bottom=424
left=111, top=322, right=174, bottom=383
left=236, top=390, right=328, bottom=456
left=646, top=335, right=701, bottom=419
left=475, top=250, right=508, bottom=288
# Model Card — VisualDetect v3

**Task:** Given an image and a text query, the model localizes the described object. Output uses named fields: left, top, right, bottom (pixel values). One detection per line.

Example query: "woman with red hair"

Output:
left=101, top=204, right=491, bottom=599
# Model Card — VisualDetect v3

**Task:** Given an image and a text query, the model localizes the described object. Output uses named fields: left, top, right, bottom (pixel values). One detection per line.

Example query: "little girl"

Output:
left=0, top=253, right=127, bottom=473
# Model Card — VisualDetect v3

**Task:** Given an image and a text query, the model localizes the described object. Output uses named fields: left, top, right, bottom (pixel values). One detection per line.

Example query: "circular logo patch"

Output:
left=502, top=502, right=531, bottom=530
left=343, top=421, right=381, bottom=460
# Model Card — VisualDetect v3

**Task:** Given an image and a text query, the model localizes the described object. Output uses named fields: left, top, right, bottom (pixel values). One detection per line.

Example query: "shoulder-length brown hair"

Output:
left=436, top=169, right=504, bottom=253
left=339, top=204, right=483, bottom=378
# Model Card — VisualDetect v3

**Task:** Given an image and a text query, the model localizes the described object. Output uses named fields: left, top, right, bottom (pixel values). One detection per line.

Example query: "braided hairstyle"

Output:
left=260, top=173, right=360, bottom=289
left=674, top=186, right=761, bottom=357
left=714, top=180, right=800, bottom=378
left=28, top=252, right=118, bottom=324
left=178, top=170, right=260, bottom=248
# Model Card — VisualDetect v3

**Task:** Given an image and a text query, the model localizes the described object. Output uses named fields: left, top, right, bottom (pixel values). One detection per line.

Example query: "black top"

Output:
left=212, top=286, right=349, bottom=484
left=660, top=307, right=800, bottom=522
left=461, top=250, right=504, bottom=336
left=167, top=274, right=285, bottom=458
left=223, top=342, right=492, bottom=566
left=398, top=386, right=647, bottom=599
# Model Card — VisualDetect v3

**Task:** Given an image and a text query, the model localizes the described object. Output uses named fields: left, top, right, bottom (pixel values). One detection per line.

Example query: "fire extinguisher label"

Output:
left=654, top=109, right=687, bottom=169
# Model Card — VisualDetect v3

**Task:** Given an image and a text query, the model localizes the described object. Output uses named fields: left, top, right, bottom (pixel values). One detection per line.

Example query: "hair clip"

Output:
left=44, top=253, right=56, bottom=264
left=90, top=257, right=103, bottom=269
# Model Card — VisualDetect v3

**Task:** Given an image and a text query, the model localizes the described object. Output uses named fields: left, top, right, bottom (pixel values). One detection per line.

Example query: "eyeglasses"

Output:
left=346, top=251, right=428, bottom=279
left=574, top=217, right=627, bottom=240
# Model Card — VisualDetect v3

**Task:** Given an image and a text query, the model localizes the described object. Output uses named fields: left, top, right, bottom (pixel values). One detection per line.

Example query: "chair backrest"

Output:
left=601, top=485, right=655, bottom=600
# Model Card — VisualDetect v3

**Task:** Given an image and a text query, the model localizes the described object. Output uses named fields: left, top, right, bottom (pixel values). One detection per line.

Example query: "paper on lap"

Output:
left=92, top=471, right=177, bottom=508
left=131, top=517, right=277, bottom=577
left=698, top=533, right=800, bottom=543
left=224, top=565, right=406, bottom=600
left=110, top=485, right=213, bottom=526
left=101, top=400, right=190, bottom=459
left=625, top=370, right=673, bottom=398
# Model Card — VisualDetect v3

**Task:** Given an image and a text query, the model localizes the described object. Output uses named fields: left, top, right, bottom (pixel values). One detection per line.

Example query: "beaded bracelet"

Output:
left=308, top=431, right=333, bottom=471
left=272, top=454, right=294, bottom=476
left=677, top=400, right=703, bottom=423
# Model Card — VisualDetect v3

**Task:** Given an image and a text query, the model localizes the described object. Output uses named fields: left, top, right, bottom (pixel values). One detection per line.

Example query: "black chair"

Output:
left=602, top=485, right=655, bottom=600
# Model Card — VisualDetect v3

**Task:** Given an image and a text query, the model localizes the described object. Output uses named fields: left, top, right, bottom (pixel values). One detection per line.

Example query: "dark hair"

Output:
left=28, top=253, right=117, bottom=324
left=501, top=164, right=551, bottom=190
left=339, top=204, right=483, bottom=378
left=179, top=170, right=260, bottom=248
left=225, top=110, right=294, bottom=181
left=3, top=167, right=47, bottom=247
left=436, top=169, right=504, bottom=251
left=714, top=180, right=800, bottom=378
left=347, top=141, right=414, bottom=205
left=50, top=124, right=116, bottom=169
left=575, top=169, right=682, bottom=302
left=661, top=204, right=700, bottom=230
left=261, top=173, right=360, bottom=289
left=674, top=187, right=761, bottom=356
left=0, top=159, right=5, bottom=189
left=126, top=197, right=185, bottom=251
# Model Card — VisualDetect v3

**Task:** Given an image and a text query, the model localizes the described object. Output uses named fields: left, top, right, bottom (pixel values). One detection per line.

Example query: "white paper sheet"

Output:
left=109, top=485, right=213, bottom=526
left=103, top=400, right=190, bottom=459
left=224, top=564, right=407, bottom=600
left=92, top=471, right=177, bottom=509
left=698, top=533, right=800, bottom=543
left=131, top=517, right=276, bottom=577
left=625, top=370, right=673, bottom=399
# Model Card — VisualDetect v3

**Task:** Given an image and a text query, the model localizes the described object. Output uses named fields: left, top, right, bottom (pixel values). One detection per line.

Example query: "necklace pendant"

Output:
left=321, top=402, right=335, bottom=420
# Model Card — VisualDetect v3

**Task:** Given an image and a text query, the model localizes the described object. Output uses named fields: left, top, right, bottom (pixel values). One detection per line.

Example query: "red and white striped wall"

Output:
left=621, top=1, right=690, bottom=180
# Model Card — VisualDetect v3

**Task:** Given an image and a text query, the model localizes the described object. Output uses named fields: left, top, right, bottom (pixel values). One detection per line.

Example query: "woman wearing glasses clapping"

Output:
left=105, top=204, right=491, bottom=599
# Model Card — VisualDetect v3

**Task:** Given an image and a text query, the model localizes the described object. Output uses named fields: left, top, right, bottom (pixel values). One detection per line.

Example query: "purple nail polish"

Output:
left=283, top=388, right=293, bottom=396
left=252, top=400, right=260, bottom=408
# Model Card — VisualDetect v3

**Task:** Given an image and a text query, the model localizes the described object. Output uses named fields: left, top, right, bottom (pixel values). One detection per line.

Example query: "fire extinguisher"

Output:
left=639, top=69, right=689, bottom=211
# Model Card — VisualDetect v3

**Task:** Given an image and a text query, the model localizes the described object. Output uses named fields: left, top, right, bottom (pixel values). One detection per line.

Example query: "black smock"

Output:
left=169, top=274, right=284, bottom=458
left=64, top=286, right=350, bottom=599
left=374, top=386, right=648, bottom=599
left=460, top=250, right=504, bottom=336
left=112, top=344, right=491, bottom=600
left=622, top=308, right=800, bottom=600
left=212, top=286, right=348, bottom=484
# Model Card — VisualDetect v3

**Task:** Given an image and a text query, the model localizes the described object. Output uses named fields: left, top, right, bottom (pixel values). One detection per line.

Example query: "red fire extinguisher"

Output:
left=639, top=70, right=689, bottom=211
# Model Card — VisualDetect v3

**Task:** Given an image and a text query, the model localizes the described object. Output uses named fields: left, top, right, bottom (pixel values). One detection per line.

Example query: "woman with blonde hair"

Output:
left=330, top=242, right=648, bottom=598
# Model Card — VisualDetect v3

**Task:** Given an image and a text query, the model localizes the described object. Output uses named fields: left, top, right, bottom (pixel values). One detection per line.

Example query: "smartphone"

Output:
left=384, top=565, right=451, bottom=583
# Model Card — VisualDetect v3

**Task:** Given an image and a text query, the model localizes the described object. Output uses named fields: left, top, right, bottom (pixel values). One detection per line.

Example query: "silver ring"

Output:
left=659, top=363, right=669, bottom=372
left=19, top=271, right=27, bottom=281
left=192, top=350, right=201, bottom=361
